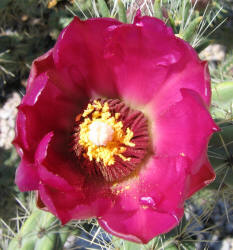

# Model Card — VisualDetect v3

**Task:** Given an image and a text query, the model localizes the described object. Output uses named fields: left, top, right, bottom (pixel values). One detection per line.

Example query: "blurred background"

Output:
left=0, top=0, right=233, bottom=249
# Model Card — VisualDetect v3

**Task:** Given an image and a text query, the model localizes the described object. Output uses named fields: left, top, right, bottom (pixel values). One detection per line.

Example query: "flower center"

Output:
left=73, top=99, right=149, bottom=182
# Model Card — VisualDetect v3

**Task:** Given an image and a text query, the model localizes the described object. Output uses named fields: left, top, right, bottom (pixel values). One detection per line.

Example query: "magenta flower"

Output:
left=14, top=14, right=218, bottom=244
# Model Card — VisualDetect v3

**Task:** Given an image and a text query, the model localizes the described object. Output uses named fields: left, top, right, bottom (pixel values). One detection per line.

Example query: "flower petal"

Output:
left=98, top=155, right=189, bottom=243
left=53, top=17, right=122, bottom=98
left=152, top=61, right=211, bottom=114
left=36, top=130, right=114, bottom=223
left=35, top=132, right=88, bottom=223
left=39, top=182, right=114, bottom=224
left=153, top=89, right=218, bottom=174
left=35, top=132, right=80, bottom=192
left=13, top=49, right=54, bottom=161
left=13, top=40, right=88, bottom=193
left=14, top=47, right=87, bottom=164
left=15, top=159, right=39, bottom=191
left=104, top=15, right=210, bottom=107
left=26, top=49, right=54, bottom=94
left=186, top=158, right=215, bottom=198
left=104, top=16, right=180, bottom=105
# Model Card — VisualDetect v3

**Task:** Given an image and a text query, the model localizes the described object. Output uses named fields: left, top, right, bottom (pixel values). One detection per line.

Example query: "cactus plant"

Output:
left=8, top=208, right=70, bottom=250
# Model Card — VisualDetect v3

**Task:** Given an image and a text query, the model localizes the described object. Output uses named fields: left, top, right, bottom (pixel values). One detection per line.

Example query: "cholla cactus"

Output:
left=7, top=207, right=70, bottom=250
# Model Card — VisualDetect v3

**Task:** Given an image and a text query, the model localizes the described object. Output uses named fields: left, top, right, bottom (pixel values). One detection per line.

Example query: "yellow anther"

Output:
left=78, top=101, right=135, bottom=166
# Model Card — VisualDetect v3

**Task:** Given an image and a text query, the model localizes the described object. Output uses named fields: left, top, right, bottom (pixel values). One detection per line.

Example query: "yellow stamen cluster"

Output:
left=78, top=100, right=135, bottom=166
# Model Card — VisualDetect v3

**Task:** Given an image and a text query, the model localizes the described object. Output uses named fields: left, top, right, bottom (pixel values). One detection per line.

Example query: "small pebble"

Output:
left=0, top=92, right=21, bottom=149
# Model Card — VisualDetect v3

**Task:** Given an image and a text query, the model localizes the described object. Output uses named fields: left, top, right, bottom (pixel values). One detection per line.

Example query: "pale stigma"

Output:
left=88, top=120, right=114, bottom=146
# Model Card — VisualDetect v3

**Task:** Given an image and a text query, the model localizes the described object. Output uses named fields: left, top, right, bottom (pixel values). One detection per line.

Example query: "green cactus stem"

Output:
left=117, top=0, right=127, bottom=23
left=8, top=208, right=70, bottom=250
left=97, top=0, right=111, bottom=17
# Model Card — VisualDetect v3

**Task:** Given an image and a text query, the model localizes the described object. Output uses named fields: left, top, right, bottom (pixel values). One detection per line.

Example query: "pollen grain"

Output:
left=78, top=100, right=135, bottom=166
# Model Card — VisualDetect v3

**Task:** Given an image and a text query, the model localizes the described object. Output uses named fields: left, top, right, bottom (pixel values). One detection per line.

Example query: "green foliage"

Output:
left=97, top=0, right=111, bottom=17
left=182, top=16, right=203, bottom=41
left=8, top=208, right=70, bottom=250
left=154, top=0, right=163, bottom=20
left=117, top=0, right=127, bottom=23
left=200, top=0, right=233, bottom=51
left=211, top=81, right=233, bottom=120
left=209, top=78, right=233, bottom=190
left=211, top=50, right=233, bottom=84
left=0, top=0, right=9, bottom=9
left=0, top=148, right=20, bottom=221
left=208, top=122, right=233, bottom=189
left=0, top=0, right=78, bottom=99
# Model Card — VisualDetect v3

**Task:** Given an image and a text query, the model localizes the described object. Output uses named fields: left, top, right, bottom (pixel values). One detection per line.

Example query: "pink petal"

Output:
left=39, top=181, right=114, bottom=224
left=35, top=132, right=89, bottom=223
left=104, top=16, right=181, bottom=105
left=35, top=131, right=114, bottom=223
left=53, top=17, right=122, bottom=98
left=152, top=61, right=211, bottom=115
left=98, top=155, right=189, bottom=243
left=53, top=16, right=211, bottom=108
left=103, top=15, right=211, bottom=106
left=186, top=158, right=215, bottom=198
left=35, top=130, right=84, bottom=186
left=35, top=132, right=80, bottom=192
left=24, top=48, right=87, bottom=103
left=153, top=89, right=218, bottom=175
left=26, top=49, right=54, bottom=93
left=15, top=159, right=39, bottom=191
left=99, top=211, right=178, bottom=243
left=14, top=46, right=87, bottom=163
